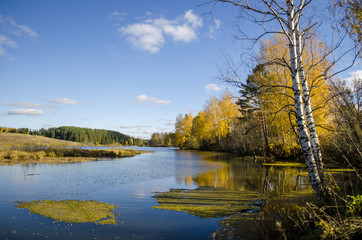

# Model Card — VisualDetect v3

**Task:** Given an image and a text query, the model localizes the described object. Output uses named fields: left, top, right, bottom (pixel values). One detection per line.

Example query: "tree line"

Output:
left=149, top=132, right=175, bottom=147
left=211, top=0, right=361, bottom=201
left=174, top=31, right=361, bottom=187
left=0, top=126, right=144, bottom=146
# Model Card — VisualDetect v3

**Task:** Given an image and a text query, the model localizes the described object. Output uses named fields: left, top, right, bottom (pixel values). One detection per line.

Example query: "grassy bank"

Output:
left=0, top=147, right=143, bottom=165
left=0, top=132, right=146, bottom=165
left=0, top=132, right=84, bottom=147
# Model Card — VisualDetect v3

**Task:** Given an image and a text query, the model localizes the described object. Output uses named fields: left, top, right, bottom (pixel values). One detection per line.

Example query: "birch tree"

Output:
left=215, top=0, right=327, bottom=198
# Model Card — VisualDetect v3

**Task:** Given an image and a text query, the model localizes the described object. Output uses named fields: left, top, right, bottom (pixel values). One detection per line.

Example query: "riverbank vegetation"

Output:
left=0, top=132, right=83, bottom=147
left=0, top=126, right=144, bottom=146
left=0, top=147, right=142, bottom=165
left=0, top=132, right=143, bottom=165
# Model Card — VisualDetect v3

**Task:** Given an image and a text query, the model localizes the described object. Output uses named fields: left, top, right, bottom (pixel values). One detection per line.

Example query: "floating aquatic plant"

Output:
left=152, top=186, right=262, bottom=218
left=16, top=200, right=119, bottom=225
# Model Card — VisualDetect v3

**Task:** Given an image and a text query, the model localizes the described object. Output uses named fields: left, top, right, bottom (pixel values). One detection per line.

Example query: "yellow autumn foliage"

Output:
left=257, top=34, right=332, bottom=147
left=175, top=92, right=240, bottom=149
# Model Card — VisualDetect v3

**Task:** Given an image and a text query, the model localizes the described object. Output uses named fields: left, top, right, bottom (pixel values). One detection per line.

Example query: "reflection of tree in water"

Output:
left=178, top=154, right=310, bottom=195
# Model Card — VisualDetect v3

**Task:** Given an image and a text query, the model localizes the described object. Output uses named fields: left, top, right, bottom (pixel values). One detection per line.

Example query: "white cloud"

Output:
left=4, top=101, right=58, bottom=109
left=120, top=125, right=150, bottom=129
left=162, top=23, right=197, bottom=43
left=348, top=70, right=362, bottom=79
left=205, top=83, right=222, bottom=91
left=130, top=130, right=154, bottom=138
left=208, top=19, right=222, bottom=38
left=45, top=98, right=82, bottom=105
left=344, top=70, right=362, bottom=87
left=0, top=14, right=38, bottom=57
left=17, top=24, right=38, bottom=38
left=120, top=23, right=164, bottom=53
left=108, top=11, right=127, bottom=20
left=164, top=121, right=175, bottom=127
left=0, top=14, right=38, bottom=38
left=184, top=10, right=203, bottom=28
left=133, top=94, right=172, bottom=105
left=8, top=108, right=44, bottom=116
left=4, top=102, right=40, bottom=108
left=0, top=34, right=18, bottom=56
left=119, top=10, right=202, bottom=53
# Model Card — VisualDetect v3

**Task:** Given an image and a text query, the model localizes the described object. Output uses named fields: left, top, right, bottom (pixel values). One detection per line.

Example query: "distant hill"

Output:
left=0, top=132, right=83, bottom=147
left=0, top=126, right=143, bottom=146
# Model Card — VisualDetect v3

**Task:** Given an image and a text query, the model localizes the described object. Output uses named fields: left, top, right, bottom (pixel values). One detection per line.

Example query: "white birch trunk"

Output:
left=296, top=27, right=325, bottom=184
left=286, top=0, right=324, bottom=198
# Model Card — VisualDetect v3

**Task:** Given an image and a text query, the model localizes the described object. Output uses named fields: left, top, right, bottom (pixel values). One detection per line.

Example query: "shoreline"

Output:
left=0, top=157, right=100, bottom=165
left=0, top=148, right=152, bottom=165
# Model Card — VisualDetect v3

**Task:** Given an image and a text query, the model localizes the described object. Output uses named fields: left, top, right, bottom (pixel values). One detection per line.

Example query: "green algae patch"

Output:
left=16, top=200, right=119, bottom=225
left=152, top=186, right=262, bottom=218
left=263, top=162, right=305, bottom=167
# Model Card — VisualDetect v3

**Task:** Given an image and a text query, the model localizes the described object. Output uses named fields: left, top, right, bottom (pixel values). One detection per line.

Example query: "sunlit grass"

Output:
left=0, top=132, right=83, bottom=147
left=16, top=200, right=119, bottom=225
left=0, top=132, right=145, bottom=164
left=0, top=147, right=142, bottom=165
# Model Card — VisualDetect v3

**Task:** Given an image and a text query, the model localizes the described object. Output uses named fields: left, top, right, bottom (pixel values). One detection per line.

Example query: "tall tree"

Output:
left=259, top=34, right=332, bottom=177
left=150, top=133, right=160, bottom=146
left=329, top=78, right=362, bottom=175
left=216, top=0, right=326, bottom=198
left=175, top=113, right=194, bottom=148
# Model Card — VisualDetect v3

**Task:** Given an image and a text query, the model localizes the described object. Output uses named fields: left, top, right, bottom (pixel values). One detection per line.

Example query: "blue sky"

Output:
left=0, top=0, right=360, bottom=139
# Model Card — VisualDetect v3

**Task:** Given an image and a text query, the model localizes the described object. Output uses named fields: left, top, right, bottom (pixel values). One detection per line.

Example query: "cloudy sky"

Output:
left=0, top=0, right=360, bottom=139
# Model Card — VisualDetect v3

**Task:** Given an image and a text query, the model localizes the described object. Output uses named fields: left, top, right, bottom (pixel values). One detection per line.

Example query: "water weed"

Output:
left=16, top=200, right=119, bottom=225
left=152, top=186, right=262, bottom=218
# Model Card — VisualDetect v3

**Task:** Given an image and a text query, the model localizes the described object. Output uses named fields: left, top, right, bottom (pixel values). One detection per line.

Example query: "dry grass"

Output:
left=0, top=133, right=145, bottom=165
left=0, top=132, right=83, bottom=147
left=0, top=148, right=142, bottom=165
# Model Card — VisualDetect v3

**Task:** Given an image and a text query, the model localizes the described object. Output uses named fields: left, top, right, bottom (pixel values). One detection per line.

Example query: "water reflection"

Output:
left=0, top=147, right=311, bottom=240
left=178, top=152, right=310, bottom=194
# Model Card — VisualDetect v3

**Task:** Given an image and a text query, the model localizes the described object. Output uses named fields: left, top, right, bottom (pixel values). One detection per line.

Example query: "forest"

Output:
left=0, top=126, right=144, bottom=146
left=168, top=0, right=361, bottom=238
left=172, top=1, right=361, bottom=178
left=174, top=65, right=361, bottom=173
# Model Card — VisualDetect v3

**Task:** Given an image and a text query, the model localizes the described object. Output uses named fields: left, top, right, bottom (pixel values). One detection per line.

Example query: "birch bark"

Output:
left=216, top=0, right=326, bottom=199
left=286, top=0, right=324, bottom=198
left=296, top=27, right=325, bottom=184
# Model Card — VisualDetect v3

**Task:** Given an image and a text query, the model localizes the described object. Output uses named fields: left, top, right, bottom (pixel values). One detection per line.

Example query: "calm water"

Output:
left=0, top=147, right=308, bottom=240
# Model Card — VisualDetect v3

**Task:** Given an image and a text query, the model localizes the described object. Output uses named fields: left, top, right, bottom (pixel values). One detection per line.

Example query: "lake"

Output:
left=0, top=147, right=308, bottom=239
